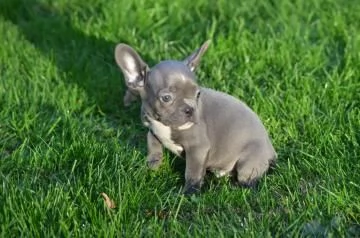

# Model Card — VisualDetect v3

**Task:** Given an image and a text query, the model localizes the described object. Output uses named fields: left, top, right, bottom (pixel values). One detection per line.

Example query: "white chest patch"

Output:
left=147, top=118, right=183, bottom=156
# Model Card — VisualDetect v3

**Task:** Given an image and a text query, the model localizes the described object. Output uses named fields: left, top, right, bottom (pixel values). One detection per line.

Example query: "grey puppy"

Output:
left=114, top=40, right=277, bottom=194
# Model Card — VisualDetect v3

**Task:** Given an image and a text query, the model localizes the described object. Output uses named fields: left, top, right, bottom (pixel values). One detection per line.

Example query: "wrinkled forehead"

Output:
left=147, top=61, right=198, bottom=93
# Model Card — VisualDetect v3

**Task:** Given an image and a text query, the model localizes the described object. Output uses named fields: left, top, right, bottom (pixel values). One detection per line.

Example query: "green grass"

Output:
left=0, top=0, right=359, bottom=236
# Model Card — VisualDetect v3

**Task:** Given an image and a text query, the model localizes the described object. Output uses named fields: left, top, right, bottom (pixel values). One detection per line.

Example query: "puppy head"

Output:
left=115, top=40, right=210, bottom=128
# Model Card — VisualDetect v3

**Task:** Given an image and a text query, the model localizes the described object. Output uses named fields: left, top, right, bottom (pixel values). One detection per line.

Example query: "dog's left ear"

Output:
left=183, top=40, right=211, bottom=72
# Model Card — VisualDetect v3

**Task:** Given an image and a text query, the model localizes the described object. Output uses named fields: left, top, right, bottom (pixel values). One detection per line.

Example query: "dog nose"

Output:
left=184, top=106, right=194, bottom=117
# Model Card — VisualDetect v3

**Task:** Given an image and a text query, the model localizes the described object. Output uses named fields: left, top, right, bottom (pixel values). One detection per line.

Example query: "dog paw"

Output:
left=183, top=182, right=201, bottom=195
left=238, top=179, right=259, bottom=189
left=147, top=153, right=163, bottom=170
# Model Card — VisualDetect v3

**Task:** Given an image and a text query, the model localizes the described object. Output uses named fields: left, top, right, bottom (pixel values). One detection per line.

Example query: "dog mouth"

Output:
left=168, top=114, right=197, bottom=131
left=144, top=110, right=196, bottom=130
left=177, top=121, right=195, bottom=130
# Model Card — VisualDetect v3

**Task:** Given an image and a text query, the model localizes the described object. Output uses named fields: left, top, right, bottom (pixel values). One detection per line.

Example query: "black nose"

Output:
left=184, top=106, right=194, bottom=117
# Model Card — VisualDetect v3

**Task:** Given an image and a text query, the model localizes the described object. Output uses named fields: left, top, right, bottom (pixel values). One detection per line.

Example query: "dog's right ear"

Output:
left=183, top=40, right=211, bottom=72
left=115, top=44, right=149, bottom=90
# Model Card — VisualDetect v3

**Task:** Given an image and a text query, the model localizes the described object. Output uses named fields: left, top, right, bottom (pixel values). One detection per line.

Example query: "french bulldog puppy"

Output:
left=114, top=40, right=277, bottom=194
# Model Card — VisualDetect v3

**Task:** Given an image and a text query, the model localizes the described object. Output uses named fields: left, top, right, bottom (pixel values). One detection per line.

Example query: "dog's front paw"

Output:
left=147, top=153, right=163, bottom=170
left=238, top=179, right=259, bottom=189
left=183, top=181, right=202, bottom=195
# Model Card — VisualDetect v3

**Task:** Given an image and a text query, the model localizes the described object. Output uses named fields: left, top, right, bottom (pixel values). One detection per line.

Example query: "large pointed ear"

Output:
left=183, top=40, right=211, bottom=72
left=114, top=43, right=149, bottom=90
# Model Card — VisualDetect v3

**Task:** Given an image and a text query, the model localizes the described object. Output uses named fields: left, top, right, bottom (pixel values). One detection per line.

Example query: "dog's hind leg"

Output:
left=235, top=142, right=275, bottom=188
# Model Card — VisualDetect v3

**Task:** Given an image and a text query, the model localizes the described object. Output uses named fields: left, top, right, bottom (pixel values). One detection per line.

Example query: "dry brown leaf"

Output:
left=100, top=192, right=116, bottom=209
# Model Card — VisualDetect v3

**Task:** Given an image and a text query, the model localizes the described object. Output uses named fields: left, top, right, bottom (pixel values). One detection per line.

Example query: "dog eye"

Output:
left=161, top=94, right=172, bottom=103
left=196, top=91, right=201, bottom=99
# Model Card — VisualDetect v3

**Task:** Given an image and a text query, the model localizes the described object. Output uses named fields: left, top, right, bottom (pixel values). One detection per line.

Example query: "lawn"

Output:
left=0, top=0, right=359, bottom=236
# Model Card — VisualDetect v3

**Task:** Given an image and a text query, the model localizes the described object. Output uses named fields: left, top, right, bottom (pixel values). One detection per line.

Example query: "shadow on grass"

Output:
left=0, top=0, right=155, bottom=181
left=0, top=0, right=149, bottom=116
left=0, top=0, right=153, bottom=153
